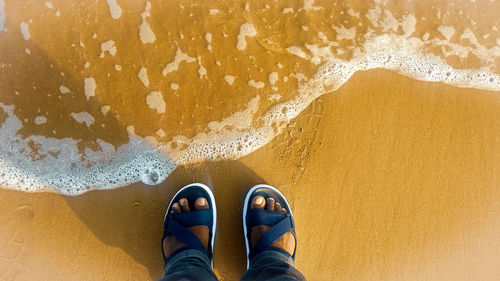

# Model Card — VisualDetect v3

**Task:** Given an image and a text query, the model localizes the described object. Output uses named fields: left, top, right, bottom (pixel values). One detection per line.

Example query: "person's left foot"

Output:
left=163, top=197, right=210, bottom=259
left=250, top=195, right=295, bottom=256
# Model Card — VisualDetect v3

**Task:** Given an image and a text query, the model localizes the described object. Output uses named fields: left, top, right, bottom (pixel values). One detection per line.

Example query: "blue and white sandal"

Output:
left=162, top=183, right=217, bottom=268
left=242, top=184, right=297, bottom=268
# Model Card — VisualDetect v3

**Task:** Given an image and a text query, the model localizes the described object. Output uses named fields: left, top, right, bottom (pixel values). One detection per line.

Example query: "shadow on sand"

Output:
left=63, top=160, right=265, bottom=280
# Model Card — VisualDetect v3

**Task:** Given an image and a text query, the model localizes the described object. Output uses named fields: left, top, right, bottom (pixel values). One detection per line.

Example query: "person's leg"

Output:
left=240, top=251, right=305, bottom=281
left=159, top=248, right=218, bottom=281
left=240, top=186, right=306, bottom=281
left=158, top=184, right=219, bottom=281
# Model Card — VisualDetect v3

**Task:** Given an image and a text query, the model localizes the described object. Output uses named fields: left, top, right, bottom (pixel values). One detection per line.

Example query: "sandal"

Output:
left=161, top=183, right=217, bottom=268
left=242, top=184, right=297, bottom=268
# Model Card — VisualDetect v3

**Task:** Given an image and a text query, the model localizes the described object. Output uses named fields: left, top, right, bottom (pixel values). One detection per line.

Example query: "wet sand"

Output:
left=2, top=0, right=500, bottom=193
left=1, top=69, right=499, bottom=280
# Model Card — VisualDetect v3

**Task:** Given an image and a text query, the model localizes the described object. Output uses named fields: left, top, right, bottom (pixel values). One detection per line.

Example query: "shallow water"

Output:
left=0, top=0, right=499, bottom=194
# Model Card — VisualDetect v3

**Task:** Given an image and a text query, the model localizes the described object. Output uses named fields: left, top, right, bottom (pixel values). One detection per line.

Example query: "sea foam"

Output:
left=0, top=1, right=499, bottom=195
left=0, top=104, right=175, bottom=194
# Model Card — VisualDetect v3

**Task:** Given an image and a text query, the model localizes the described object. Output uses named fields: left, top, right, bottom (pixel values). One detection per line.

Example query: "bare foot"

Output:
left=163, top=197, right=210, bottom=258
left=250, top=195, right=295, bottom=256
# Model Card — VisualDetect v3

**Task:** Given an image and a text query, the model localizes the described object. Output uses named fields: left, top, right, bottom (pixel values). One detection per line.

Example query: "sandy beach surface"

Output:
left=1, top=69, right=499, bottom=280
left=1, top=0, right=500, bottom=280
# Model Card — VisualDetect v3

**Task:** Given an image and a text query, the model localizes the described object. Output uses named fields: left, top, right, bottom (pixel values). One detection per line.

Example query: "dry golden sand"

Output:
left=1, top=69, right=499, bottom=280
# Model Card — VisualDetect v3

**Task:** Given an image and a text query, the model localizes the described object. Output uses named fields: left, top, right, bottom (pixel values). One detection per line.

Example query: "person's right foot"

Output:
left=163, top=197, right=210, bottom=259
left=250, top=195, right=296, bottom=256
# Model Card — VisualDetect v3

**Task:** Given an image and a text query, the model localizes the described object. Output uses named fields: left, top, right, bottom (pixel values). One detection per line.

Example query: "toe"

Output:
left=274, top=201, right=287, bottom=213
left=172, top=202, right=182, bottom=214
left=179, top=198, right=190, bottom=212
left=266, top=197, right=275, bottom=211
left=194, top=197, right=209, bottom=210
left=275, top=202, right=282, bottom=212
left=251, top=195, right=266, bottom=210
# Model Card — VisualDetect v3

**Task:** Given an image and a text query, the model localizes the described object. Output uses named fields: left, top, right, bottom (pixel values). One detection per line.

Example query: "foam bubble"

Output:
left=99, top=40, right=117, bottom=58
left=224, top=75, right=235, bottom=85
left=84, top=77, right=96, bottom=100
left=205, top=33, right=213, bottom=51
left=20, top=21, right=30, bottom=40
left=71, top=112, right=95, bottom=127
left=105, top=0, right=122, bottom=19
left=401, top=14, right=416, bottom=37
left=333, top=25, right=356, bottom=41
left=59, top=85, right=70, bottom=94
left=34, top=116, right=47, bottom=125
left=101, top=105, right=110, bottom=115
left=138, top=2, right=156, bottom=44
left=162, top=49, right=196, bottom=75
left=138, top=152, right=170, bottom=185
left=268, top=94, right=281, bottom=102
left=382, top=10, right=398, bottom=32
left=205, top=33, right=212, bottom=43
left=286, top=46, right=308, bottom=60
left=303, top=0, right=322, bottom=11
left=138, top=67, right=149, bottom=87
left=209, top=9, right=219, bottom=15
left=237, top=23, right=257, bottom=51
left=156, top=129, right=165, bottom=137
left=437, top=25, right=455, bottom=41
left=248, top=80, right=264, bottom=89
left=198, top=65, right=207, bottom=79
left=269, top=72, right=278, bottom=85
left=146, top=91, right=166, bottom=113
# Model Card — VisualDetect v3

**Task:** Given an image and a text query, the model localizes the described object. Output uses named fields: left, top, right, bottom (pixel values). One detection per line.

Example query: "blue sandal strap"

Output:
left=249, top=212, right=295, bottom=259
left=173, top=209, right=213, bottom=227
left=247, top=209, right=287, bottom=227
left=166, top=215, right=206, bottom=251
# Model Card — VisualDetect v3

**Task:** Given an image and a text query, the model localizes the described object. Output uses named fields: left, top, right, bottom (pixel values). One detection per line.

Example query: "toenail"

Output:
left=255, top=196, right=264, bottom=205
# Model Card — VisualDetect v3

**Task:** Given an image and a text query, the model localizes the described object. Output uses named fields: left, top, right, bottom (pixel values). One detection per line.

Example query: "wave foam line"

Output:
left=163, top=34, right=500, bottom=166
left=0, top=35, right=499, bottom=195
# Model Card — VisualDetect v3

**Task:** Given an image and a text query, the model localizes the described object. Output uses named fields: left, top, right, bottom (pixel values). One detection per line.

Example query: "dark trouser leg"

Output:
left=158, top=249, right=218, bottom=281
left=240, top=251, right=306, bottom=281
